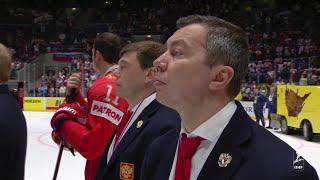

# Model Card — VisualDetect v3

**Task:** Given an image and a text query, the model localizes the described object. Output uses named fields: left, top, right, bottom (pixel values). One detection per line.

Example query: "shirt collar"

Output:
left=180, top=100, right=237, bottom=143
left=130, top=93, right=156, bottom=112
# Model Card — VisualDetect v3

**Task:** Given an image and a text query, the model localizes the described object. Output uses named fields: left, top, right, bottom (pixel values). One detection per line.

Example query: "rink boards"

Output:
left=23, top=97, right=266, bottom=118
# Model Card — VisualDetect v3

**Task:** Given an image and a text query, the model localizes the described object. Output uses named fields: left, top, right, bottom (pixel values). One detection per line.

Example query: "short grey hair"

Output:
left=176, top=15, right=249, bottom=98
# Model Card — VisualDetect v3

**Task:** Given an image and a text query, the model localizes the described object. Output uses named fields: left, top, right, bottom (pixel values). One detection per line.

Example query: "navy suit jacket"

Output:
left=0, top=84, right=27, bottom=180
left=253, top=93, right=267, bottom=111
left=141, top=101, right=318, bottom=180
left=95, top=99, right=180, bottom=180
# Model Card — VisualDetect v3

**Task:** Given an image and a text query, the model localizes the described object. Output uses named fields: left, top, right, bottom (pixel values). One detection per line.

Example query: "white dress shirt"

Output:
left=107, top=93, right=156, bottom=163
left=168, top=100, right=237, bottom=180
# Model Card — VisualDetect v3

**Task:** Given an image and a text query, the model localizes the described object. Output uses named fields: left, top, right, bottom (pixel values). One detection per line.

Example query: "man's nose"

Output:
left=153, top=53, right=168, bottom=73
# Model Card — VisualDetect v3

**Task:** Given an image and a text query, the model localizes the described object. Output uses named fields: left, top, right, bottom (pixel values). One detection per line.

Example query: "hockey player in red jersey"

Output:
left=50, top=32, right=129, bottom=180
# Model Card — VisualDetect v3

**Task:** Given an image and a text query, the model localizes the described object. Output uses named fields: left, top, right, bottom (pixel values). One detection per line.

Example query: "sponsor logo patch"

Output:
left=90, top=100, right=124, bottom=125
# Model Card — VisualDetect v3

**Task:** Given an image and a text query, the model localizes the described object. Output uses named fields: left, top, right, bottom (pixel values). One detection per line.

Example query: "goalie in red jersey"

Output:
left=50, top=32, right=129, bottom=180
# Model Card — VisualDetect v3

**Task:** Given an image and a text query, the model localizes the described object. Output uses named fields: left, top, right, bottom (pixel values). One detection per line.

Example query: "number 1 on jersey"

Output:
left=105, top=85, right=119, bottom=106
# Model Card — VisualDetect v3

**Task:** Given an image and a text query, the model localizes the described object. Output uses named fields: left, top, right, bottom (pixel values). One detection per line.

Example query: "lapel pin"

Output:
left=218, top=153, right=232, bottom=167
left=136, top=120, right=144, bottom=128
left=120, top=162, right=134, bottom=180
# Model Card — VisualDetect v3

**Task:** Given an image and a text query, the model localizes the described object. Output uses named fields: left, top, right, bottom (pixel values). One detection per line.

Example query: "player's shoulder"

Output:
left=104, top=72, right=117, bottom=81
left=96, top=74, right=117, bottom=90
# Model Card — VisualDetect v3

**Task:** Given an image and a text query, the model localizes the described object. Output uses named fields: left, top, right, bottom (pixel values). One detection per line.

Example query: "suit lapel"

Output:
left=157, top=130, right=179, bottom=179
left=197, top=101, right=252, bottom=180
left=104, top=100, right=161, bottom=172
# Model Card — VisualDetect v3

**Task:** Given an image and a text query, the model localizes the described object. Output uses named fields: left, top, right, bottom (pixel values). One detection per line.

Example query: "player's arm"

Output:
left=68, top=78, right=129, bottom=159
left=51, top=85, right=128, bottom=159
left=50, top=102, right=113, bottom=159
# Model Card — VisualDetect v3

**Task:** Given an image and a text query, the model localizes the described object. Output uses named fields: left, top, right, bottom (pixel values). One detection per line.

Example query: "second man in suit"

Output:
left=95, top=41, right=181, bottom=180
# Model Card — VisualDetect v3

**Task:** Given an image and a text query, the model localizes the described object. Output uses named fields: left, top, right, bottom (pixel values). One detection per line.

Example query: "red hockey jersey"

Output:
left=60, top=70, right=128, bottom=180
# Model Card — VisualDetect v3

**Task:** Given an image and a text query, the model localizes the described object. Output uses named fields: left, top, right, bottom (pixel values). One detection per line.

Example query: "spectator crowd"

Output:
left=1, top=1, right=320, bottom=98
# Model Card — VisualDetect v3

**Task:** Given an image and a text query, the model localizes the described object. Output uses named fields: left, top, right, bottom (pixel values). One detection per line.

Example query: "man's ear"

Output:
left=209, top=65, right=234, bottom=91
left=0, top=59, right=10, bottom=83
left=144, top=68, right=154, bottom=83
left=95, top=50, right=103, bottom=61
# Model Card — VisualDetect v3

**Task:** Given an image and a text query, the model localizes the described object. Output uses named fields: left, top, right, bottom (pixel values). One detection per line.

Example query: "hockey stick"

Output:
left=52, top=142, right=64, bottom=180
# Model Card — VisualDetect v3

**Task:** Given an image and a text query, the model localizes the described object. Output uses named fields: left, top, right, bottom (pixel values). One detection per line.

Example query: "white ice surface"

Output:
left=24, top=112, right=85, bottom=180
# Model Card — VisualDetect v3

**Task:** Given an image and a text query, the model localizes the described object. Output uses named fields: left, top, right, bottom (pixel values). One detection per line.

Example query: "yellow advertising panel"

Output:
left=46, top=97, right=65, bottom=111
left=24, top=97, right=45, bottom=111
left=277, top=85, right=320, bottom=135
left=235, top=92, right=242, bottom=101
left=24, top=97, right=86, bottom=112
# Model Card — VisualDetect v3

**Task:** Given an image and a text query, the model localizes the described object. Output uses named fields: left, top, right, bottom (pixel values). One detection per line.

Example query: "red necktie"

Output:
left=174, top=133, right=203, bottom=180
left=113, top=111, right=133, bottom=150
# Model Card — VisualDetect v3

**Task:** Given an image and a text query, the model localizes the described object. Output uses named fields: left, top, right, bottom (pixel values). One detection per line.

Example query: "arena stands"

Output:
left=1, top=1, right=320, bottom=98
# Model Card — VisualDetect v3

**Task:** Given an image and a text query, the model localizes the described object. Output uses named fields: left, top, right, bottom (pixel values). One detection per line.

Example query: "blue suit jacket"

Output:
left=0, top=84, right=27, bottom=180
left=95, top=99, right=180, bottom=180
left=253, top=93, right=268, bottom=111
left=141, top=101, right=318, bottom=180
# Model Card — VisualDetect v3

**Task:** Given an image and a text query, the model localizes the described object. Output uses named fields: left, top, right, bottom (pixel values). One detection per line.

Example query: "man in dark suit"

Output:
left=95, top=41, right=180, bottom=180
left=143, top=15, right=318, bottom=180
left=253, top=88, right=268, bottom=127
left=0, top=43, right=27, bottom=180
